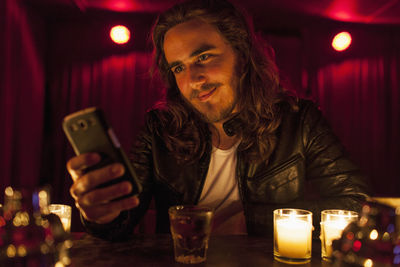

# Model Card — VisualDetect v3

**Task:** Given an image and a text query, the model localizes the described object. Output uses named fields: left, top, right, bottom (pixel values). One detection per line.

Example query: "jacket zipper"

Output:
left=252, top=153, right=302, bottom=181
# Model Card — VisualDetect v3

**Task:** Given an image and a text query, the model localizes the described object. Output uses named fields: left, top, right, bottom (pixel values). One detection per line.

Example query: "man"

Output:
left=67, top=0, right=369, bottom=240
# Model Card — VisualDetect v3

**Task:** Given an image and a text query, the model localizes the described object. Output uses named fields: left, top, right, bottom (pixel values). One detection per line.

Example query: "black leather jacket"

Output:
left=83, top=99, right=369, bottom=240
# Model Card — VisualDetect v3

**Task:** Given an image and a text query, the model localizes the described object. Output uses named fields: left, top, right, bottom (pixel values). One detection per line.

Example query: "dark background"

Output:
left=1, top=0, right=399, bottom=232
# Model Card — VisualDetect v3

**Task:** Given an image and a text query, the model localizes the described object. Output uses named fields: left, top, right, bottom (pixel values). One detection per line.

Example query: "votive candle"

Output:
left=320, top=209, right=358, bottom=260
left=274, top=209, right=313, bottom=264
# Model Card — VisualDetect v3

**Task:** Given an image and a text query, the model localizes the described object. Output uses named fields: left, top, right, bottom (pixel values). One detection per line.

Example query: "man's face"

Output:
left=163, top=19, right=239, bottom=123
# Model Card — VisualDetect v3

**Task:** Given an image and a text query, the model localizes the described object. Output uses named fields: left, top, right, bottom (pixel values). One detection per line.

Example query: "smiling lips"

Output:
left=197, top=87, right=217, bottom=101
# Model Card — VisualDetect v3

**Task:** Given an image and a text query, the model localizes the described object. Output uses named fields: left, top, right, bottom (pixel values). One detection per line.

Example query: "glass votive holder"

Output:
left=273, top=208, right=313, bottom=264
left=320, top=209, right=358, bottom=261
left=49, top=204, right=72, bottom=232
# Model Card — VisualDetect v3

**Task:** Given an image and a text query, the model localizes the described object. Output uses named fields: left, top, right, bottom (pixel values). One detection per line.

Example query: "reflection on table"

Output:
left=70, top=234, right=332, bottom=266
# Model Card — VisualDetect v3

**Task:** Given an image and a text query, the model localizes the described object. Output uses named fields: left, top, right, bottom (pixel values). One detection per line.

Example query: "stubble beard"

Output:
left=194, top=98, right=237, bottom=123
left=181, top=71, right=240, bottom=122
left=180, top=82, right=237, bottom=123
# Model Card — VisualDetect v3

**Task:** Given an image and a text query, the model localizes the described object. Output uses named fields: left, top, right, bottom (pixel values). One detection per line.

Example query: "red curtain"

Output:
left=0, top=0, right=45, bottom=197
left=39, top=52, right=163, bottom=231
left=41, top=52, right=163, bottom=205
left=312, top=54, right=400, bottom=196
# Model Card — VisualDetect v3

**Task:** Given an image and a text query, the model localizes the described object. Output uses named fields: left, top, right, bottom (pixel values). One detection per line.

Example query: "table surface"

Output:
left=70, top=234, right=333, bottom=267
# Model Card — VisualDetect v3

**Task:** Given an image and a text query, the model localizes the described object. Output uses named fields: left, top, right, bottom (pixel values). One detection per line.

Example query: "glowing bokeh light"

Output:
left=7, top=245, right=16, bottom=258
left=353, top=240, right=362, bottom=252
left=395, top=255, right=400, bottom=265
left=110, top=25, right=131, bottom=44
left=363, top=259, right=373, bottom=267
left=346, top=231, right=354, bottom=240
left=394, top=245, right=400, bottom=255
left=332, top=31, right=352, bottom=51
left=5, top=186, right=14, bottom=197
left=369, top=229, right=378, bottom=240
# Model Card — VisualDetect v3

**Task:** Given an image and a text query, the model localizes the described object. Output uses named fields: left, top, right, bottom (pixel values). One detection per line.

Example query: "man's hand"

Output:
left=67, top=153, right=140, bottom=224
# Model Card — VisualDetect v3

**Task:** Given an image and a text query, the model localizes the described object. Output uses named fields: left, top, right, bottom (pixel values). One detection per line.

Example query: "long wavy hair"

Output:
left=152, top=0, right=298, bottom=165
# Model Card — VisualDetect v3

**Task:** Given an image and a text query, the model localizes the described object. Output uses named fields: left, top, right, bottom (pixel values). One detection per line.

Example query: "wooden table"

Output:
left=70, top=234, right=333, bottom=266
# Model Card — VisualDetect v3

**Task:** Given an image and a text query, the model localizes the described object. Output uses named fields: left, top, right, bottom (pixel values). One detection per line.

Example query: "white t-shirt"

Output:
left=198, top=142, right=247, bottom=235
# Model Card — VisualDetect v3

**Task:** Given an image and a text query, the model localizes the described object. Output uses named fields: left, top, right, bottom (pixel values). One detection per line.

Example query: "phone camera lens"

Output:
left=77, top=119, right=88, bottom=130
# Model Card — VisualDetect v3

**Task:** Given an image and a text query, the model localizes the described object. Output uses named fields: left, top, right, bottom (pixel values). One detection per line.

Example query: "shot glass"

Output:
left=168, top=205, right=214, bottom=264
left=49, top=204, right=72, bottom=232
left=274, top=208, right=313, bottom=264
left=320, top=209, right=358, bottom=260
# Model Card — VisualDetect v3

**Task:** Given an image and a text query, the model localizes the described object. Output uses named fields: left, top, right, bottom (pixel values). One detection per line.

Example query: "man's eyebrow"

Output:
left=168, top=44, right=216, bottom=69
left=190, top=44, right=216, bottom=58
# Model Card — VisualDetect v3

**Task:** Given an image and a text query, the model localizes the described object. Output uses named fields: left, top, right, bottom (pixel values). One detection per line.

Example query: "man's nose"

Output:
left=188, top=64, right=206, bottom=89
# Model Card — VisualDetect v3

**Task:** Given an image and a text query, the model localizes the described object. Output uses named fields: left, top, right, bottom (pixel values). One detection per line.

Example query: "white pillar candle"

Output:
left=276, top=218, right=312, bottom=258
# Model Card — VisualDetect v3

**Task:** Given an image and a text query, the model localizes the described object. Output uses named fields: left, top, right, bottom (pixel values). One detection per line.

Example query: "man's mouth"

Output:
left=197, top=87, right=217, bottom=102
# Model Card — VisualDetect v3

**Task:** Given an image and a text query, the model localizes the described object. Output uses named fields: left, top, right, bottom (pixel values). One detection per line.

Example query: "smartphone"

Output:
left=62, top=107, right=142, bottom=197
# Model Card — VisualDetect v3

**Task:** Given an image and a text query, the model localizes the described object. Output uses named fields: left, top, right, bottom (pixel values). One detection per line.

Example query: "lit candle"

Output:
left=49, top=204, right=72, bottom=233
left=60, top=217, right=71, bottom=232
left=276, top=218, right=312, bottom=258
left=321, top=220, right=347, bottom=257
left=274, top=209, right=313, bottom=263
left=320, top=210, right=358, bottom=260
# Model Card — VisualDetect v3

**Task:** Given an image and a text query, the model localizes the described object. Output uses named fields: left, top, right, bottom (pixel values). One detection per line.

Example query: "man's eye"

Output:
left=198, top=54, right=210, bottom=62
left=172, top=65, right=184, bottom=74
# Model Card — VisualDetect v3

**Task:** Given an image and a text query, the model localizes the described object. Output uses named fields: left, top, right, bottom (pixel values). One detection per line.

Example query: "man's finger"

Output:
left=70, top=163, right=125, bottom=197
left=79, top=196, right=140, bottom=223
left=67, top=153, right=101, bottom=181
left=80, top=181, right=132, bottom=206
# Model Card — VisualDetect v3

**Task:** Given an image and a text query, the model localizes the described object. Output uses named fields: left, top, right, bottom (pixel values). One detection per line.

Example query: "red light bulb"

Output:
left=110, top=25, right=130, bottom=44
left=332, top=31, right=352, bottom=51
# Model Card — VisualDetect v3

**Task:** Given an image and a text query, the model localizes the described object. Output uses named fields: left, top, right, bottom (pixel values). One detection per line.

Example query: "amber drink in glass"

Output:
left=168, top=205, right=214, bottom=264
